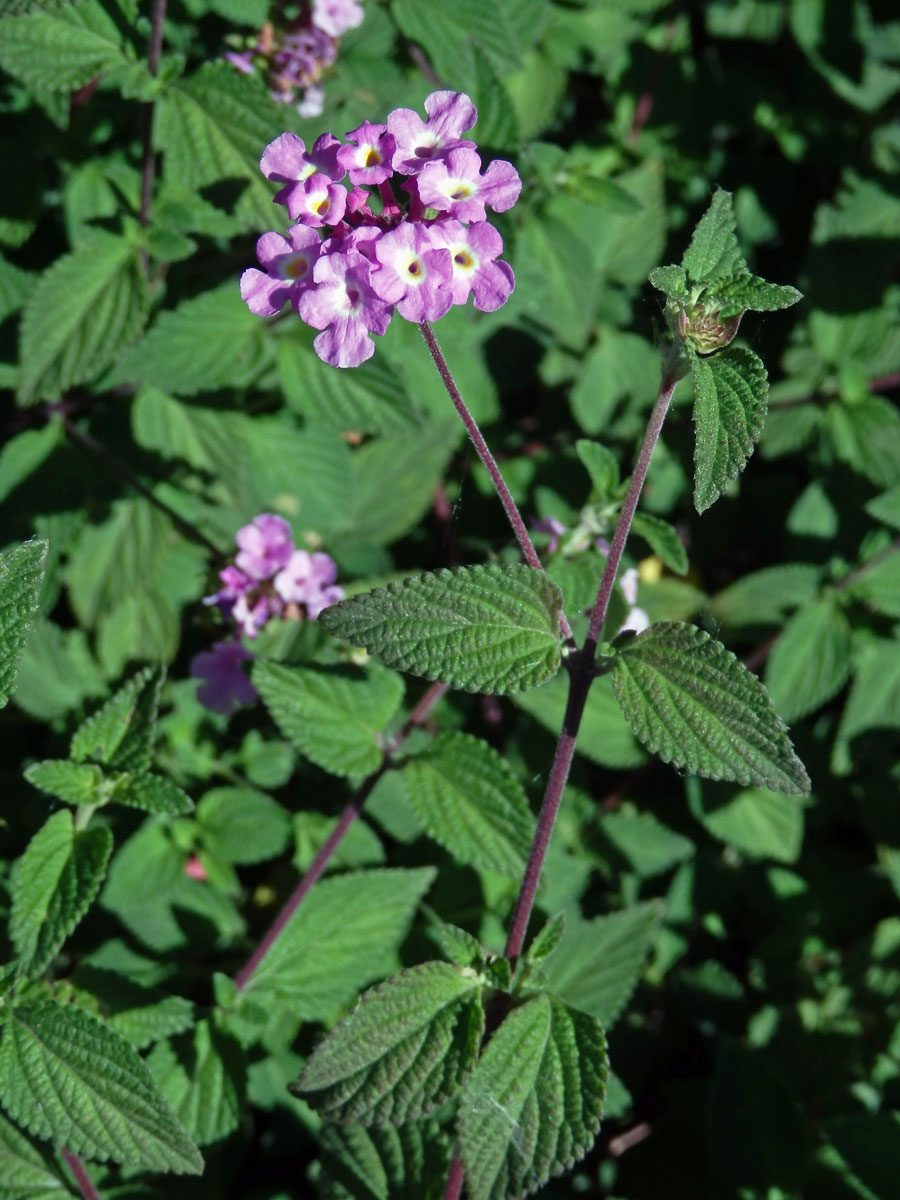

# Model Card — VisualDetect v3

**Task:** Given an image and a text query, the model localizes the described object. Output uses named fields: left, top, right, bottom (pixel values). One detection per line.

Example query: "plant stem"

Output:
left=584, top=372, right=678, bottom=655
left=233, top=681, right=447, bottom=992
left=138, top=0, right=167, bottom=234
left=61, top=1147, right=100, bottom=1200
left=418, top=321, right=575, bottom=646
left=442, top=1152, right=465, bottom=1200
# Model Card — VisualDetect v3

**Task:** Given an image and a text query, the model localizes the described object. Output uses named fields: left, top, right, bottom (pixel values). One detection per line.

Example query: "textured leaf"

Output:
left=764, top=598, right=852, bottom=722
left=115, top=772, right=193, bottom=815
left=25, top=759, right=105, bottom=811
left=196, top=787, right=290, bottom=864
left=600, top=810, right=694, bottom=877
left=243, top=868, right=435, bottom=1021
left=0, top=1002, right=203, bottom=1174
left=681, top=187, right=745, bottom=283
left=391, top=0, right=548, bottom=79
left=320, top=1120, right=451, bottom=1200
left=709, top=273, right=802, bottom=318
left=0, top=2, right=129, bottom=93
left=693, top=786, right=805, bottom=863
left=513, top=672, right=645, bottom=770
left=18, top=228, right=146, bottom=403
left=708, top=563, right=822, bottom=628
left=648, top=263, right=688, bottom=299
left=401, top=732, right=534, bottom=876
left=848, top=551, right=900, bottom=619
left=611, top=622, right=810, bottom=793
left=834, top=638, right=900, bottom=766
left=457, top=993, right=608, bottom=1200
left=70, top=665, right=163, bottom=772
left=630, top=511, right=688, bottom=575
left=575, top=438, right=619, bottom=496
left=690, top=344, right=768, bottom=513
left=0, top=1110, right=68, bottom=1198
left=10, top=810, right=112, bottom=976
left=543, top=903, right=662, bottom=1027
left=253, top=662, right=404, bottom=782
left=147, top=1020, right=244, bottom=1147
left=296, top=962, right=484, bottom=1124
left=0, top=538, right=47, bottom=708
left=320, top=566, right=563, bottom=694
left=525, top=913, right=566, bottom=966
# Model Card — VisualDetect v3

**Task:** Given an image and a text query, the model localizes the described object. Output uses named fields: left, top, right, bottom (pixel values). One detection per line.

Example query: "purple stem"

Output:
left=584, top=373, right=678, bottom=653
left=139, top=0, right=167, bottom=233
left=442, top=1152, right=465, bottom=1200
left=61, top=1148, right=100, bottom=1200
left=233, top=681, right=447, bottom=992
left=418, top=321, right=575, bottom=646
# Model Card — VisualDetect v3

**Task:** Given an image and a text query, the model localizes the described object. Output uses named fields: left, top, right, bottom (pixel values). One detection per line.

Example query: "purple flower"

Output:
left=387, top=90, right=477, bottom=175
left=261, top=131, right=345, bottom=214
left=298, top=243, right=393, bottom=367
left=283, top=171, right=348, bottom=227
left=416, top=148, right=522, bottom=223
left=274, top=549, right=344, bottom=618
left=371, top=224, right=453, bottom=322
left=429, top=219, right=514, bottom=311
left=233, top=591, right=284, bottom=639
left=312, top=0, right=364, bottom=38
left=337, top=121, right=396, bottom=186
left=203, top=563, right=254, bottom=619
left=532, top=516, right=568, bottom=556
left=191, top=641, right=258, bottom=716
left=234, top=514, right=294, bottom=579
left=239, top=226, right=323, bottom=315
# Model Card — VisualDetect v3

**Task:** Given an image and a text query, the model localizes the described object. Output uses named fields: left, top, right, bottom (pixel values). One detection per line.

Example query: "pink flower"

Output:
left=274, top=550, right=344, bottom=618
left=262, top=132, right=345, bottom=215
left=337, top=120, right=396, bottom=186
left=190, top=641, right=258, bottom=715
left=312, top=0, right=364, bottom=38
left=387, top=90, right=477, bottom=175
left=298, top=243, right=393, bottom=367
left=416, top=148, right=522, bottom=223
left=235, top=514, right=294, bottom=579
left=428, top=219, right=514, bottom=311
left=370, top=223, right=453, bottom=322
left=239, top=226, right=323, bottom=315
left=284, top=172, right=348, bottom=227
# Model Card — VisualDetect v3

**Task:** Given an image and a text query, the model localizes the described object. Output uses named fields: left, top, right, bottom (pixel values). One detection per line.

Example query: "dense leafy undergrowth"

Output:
left=1, top=1, right=900, bottom=1197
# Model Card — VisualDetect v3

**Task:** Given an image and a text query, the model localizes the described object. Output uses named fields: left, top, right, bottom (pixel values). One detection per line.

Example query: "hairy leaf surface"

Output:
left=0, top=538, right=47, bottom=707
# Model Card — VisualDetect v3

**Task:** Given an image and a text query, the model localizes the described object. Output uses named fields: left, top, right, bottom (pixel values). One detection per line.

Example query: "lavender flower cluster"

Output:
left=190, top=514, right=343, bottom=715
left=226, top=0, right=364, bottom=117
left=240, top=90, right=522, bottom=367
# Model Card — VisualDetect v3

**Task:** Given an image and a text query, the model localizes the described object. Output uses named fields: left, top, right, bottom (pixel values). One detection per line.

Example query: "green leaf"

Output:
left=542, top=903, right=662, bottom=1026
left=690, top=344, right=768, bottom=513
left=822, top=1112, right=900, bottom=1200
left=24, top=760, right=106, bottom=811
left=575, top=439, right=619, bottom=496
left=0, top=421, right=62, bottom=505
left=155, top=64, right=282, bottom=231
left=513, top=672, right=645, bottom=770
left=681, top=188, right=746, bottom=284
left=18, top=228, right=146, bottom=403
left=400, top=732, right=534, bottom=876
left=253, top=662, right=404, bottom=783
left=0, top=1001, right=203, bottom=1174
left=707, top=563, right=822, bottom=628
left=600, top=810, right=693, bottom=877
left=146, top=1020, right=244, bottom=1147
left=111, top=282, right=270, bottom=396
left=848, top=551, right=900, bottom=619
left=611, top=622, right=810, bottom=793
left=115, top=772, right=193, bottom=815
left=457, top=993, right=608, bottom=1200
left=692, top=785, right=805, bottom=863
left=391, top=0, right=548, bottom=79
left=296, top=961, right=485, bottom=1124
left=834, top=638, right=900, bottom=767
left=11, top=620, right=106, bottom=722
left=0, top=1110, right=69, bottom=1199
left=70, top=665, right=163, bottom=772
left=320, top=1120, right=451, bottom=1200
left=525, top=912, right=566, bottom=967
left=320, top=566, right=563, bottom=694
left=0, top=2, right=130, bottom=93
left=242, top=868, right=435, bottom=1021
left=648, top=263, right=688, bottom=299
left=630, top=511, right=688, bottom=575
left=0, top=538, right=47, bottom=708
left=10, top=810, right=112, bottom=976
left=0, top=255, right=35, bottom=324
left=866, top=484, right=900, bottom=532
left=196, top=787, right=290, bottom=864
left=708, top=272, right=802, bottom=319
left=827, top=397, right=900, bottom=489
left=763, top=597, right=852, bottom=722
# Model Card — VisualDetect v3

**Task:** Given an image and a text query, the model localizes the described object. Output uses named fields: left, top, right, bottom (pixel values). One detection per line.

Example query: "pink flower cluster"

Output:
left=240, top=91, right=521, bottom=367
left=189, top=515, right=344, bottom=715
left=226, top=1, right=363, bottom=117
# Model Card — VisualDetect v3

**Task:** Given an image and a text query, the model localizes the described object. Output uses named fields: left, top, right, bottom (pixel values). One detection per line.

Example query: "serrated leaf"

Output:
left=437, top=921, right=484, bottom=968
left=196, top=786, right=290, bottom=864
left=146, top=1020, right=244, bottom=1147
left=401, top=732, right=534, bottom=876
left=525, top=913, right=566, bottom=966
left=865, top=484, right=900, bottom=532
left=630, top=511, right=688, bottom=575
left=0, top=2, right=130, bottom=93
left=764, top=598, right=852, bottom=722
left=542, top=903, right=662, bottom=1026
left=600, top=809, right=694, bottom=877
left=708, top=272, right=802, bottom=318
left=253, top=662, right=404, bottom=783
left=575, top=439, right=619, bottom=496
left=18, top=229, right=146, bottom=403
left=693, top=786, right=805, bottom=863
left=320, top=1120, right=452, bottom=1200
left=611, top=622, right=810, bottom=793
left=0, top=1002, right=203, bottom=1173
left=690, top=343, right=768, bottom=513
left=296, top=962, right=484, bottom=1125
left=848, top=551, right=900, bottom=619
left=391, top=0, right=548, bottom=79
left=115, top=772, right=193, bottom=815
left=70, top=666, right=163, bottom=772
left=0, top=1110, right=69, bottom=1198
left=513, top=672, right=645, bottom=770
left=321, top=566, right=563, bottom=694
left=0, top=538, right=47, bottom=707
left=24, top=759, right=106, bottom=807
left=458, top=993, right=608, bottom=1200
left=681, top=188, right=746, bottom=284
left=648, top=263, right=688, bottom=298
left=707, top=563, right=823, bottom=628
left=242, top=868, right=435, bottom=1021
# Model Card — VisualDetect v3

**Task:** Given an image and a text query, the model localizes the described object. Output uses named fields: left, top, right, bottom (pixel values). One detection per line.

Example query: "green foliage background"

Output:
left=1, top=0, right=900, bottom=1196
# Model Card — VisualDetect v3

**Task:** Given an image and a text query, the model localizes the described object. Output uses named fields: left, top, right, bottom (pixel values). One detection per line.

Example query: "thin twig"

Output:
left=61, top=1147, right=100, bottom=1200
left=442, top=1152, right=465, bottom=1200
left=418, top=321, right=575, bottom=646
left=233, top=681, right=447, bottom=992
left=139, top=0, right=167, bottom=247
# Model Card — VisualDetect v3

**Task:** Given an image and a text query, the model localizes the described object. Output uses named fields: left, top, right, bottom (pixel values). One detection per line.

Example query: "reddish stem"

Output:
left=139, top=0, right=167, bottom=234
left=61, top=1147, right=100, bottom=1200
left=442, top=1152, right=465, bottom=1200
